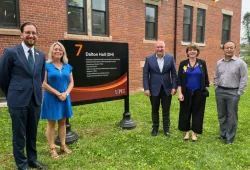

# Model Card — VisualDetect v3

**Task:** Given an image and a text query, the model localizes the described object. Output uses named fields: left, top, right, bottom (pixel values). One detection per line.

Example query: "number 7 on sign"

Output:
left=75, top=44, right=83, bottom=56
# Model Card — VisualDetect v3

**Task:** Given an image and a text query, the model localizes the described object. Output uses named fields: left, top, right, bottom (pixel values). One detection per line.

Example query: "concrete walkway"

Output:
left=0, top=98, right=7, bottom=107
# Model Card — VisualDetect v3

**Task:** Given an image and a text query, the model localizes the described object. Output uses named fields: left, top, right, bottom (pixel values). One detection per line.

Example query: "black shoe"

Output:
left=218, top=136, right=226, bottom=140
left=164, top=131, right=170, bottom=137
left=28, top=161, right=48, bottom=169
left=151, top=129, right=158, bottom=136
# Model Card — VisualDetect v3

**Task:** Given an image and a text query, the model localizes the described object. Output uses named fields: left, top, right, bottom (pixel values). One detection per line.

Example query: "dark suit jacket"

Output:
left=143, top=53, right=177, bottom=96
left=177, top=58, right=209, bottom=96
left=0, top=44, right=45, bottom=107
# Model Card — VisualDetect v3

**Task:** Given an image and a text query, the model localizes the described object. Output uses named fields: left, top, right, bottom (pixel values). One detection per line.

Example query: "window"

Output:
left=196, top=9, right=205, bottom=43
left=67, top=0, right=109, bottom=37
left=221, top=14, right=231, bottom=44
left=0, top=0, right=20, bottom=28
left=92, top=0, right=108, bottom=36
left=67, top=0, right=87, bottom=34
left=183, top=6, right=193, bottom=42
left=145, top=4, right=157, bottom=40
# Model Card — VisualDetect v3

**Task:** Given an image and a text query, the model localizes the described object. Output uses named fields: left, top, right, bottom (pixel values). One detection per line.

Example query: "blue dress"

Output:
left=41, top=63, right=73, bottom=120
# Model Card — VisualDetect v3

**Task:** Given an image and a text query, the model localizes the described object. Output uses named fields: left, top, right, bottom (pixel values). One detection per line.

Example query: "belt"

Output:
left=218, top=86, right=238, bottom=90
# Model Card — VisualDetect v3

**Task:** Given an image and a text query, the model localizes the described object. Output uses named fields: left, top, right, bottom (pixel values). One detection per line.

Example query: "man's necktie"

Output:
left=28, top=49, right=34, bottom=72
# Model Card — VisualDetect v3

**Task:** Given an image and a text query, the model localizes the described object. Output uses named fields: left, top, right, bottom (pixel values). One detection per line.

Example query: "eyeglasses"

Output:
left=224, top=47, right=235, bottom=50
left=23, top=31, right=38, bottom=35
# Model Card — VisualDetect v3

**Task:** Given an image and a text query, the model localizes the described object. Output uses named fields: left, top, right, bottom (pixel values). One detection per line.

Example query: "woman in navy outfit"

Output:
left=41, top=42, right=74, bottom=158
left=177, top=43, right=209, bottom=142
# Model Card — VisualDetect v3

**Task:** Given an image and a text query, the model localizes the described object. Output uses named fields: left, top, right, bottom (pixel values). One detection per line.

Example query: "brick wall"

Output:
left=174, top=0, right=242, bottom=85
left=0, top=0, right=242, bottom=93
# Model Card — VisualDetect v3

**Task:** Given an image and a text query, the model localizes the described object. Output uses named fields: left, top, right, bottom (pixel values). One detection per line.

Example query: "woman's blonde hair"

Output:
left=47, top=42, right=68, bottom=63
left=186, top=43, right=200, bottom=57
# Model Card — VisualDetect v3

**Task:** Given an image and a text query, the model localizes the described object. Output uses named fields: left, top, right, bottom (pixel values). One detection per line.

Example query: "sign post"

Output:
left=120, top=67, right=135, bottom=129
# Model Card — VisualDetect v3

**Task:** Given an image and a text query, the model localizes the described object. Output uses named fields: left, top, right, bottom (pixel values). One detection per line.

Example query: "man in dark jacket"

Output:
left=0, top=22, right=47, bottom=170
left=143, top=40, right=177, bottom=137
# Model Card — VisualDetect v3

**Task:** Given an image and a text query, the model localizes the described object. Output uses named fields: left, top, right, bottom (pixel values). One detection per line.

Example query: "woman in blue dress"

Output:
left=177, top=43, right=209, bottom=142
left=41, top=42, right=74, bottom=158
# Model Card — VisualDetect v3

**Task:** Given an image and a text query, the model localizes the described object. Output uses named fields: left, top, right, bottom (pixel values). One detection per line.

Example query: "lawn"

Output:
left=0, top=84, right=250, bottom=170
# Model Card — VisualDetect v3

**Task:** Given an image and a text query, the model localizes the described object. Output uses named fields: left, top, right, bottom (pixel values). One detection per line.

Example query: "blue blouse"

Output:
left=186, top=66, right=202, bottom=90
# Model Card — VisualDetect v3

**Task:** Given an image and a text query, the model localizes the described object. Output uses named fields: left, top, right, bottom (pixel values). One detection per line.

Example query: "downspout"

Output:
left=174, top=0, right=178, bottom=61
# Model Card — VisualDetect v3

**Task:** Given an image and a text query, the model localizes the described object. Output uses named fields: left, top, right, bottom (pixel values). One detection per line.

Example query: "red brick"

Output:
left=0, top=0, right=241, bottom=93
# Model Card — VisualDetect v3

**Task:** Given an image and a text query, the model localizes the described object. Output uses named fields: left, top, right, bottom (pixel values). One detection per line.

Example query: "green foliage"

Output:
left=1, top=84, right=250, bottom=169
left=242, top=12, right=250, bottom=45
left=243, top=56, right=250, bottom=66
left=241, top=46, right=250, bottom=66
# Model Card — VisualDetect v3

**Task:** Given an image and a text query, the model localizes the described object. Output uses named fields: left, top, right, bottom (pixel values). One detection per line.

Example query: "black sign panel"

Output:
left=60, top=40, right=128, bottom=105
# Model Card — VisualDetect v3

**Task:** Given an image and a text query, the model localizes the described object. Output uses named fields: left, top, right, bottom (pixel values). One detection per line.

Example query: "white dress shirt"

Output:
left=21, top=42, right=35, bottom=62
left=156, top=54, right=164, bottom=73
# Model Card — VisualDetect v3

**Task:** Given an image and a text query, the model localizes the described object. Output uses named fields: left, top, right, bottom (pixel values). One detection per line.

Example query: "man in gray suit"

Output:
left=214, top=40, right=248, bottom=144
left=143, top=41, right=177, bottom=137
left=0, top=22, right=47, bottom=169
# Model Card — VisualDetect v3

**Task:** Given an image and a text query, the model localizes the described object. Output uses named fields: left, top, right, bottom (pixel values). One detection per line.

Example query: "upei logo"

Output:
left=115, top=89, right=125, bottom=95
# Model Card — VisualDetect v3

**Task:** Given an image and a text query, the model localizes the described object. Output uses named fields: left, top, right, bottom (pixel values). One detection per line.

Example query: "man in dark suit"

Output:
left=0, top=22, right=47, bottom=170
left=143, top=40, right=177, bottom=137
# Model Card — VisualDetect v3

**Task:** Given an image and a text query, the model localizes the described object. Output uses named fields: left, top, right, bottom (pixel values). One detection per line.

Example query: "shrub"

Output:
left=243, top=56, right=250, bottom=67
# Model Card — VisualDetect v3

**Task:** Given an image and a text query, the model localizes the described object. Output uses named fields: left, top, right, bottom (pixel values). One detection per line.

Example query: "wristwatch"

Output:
left=65, top=92, right=69, bottom=96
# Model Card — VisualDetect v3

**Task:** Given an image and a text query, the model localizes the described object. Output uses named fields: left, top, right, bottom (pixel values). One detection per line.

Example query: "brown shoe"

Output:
left=183, top=132, right=190, bottom=141
left=50, top=147, right=59, bottom=159
left=60, top=145, right=72, bottom=154
left=192, top=132, right=197, bottom=142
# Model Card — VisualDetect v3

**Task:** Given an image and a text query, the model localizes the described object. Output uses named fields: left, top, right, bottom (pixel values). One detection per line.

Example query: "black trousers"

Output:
left=178, top=89, right=206, bottom=134
left=150, top=86, right=172, bottom=132
left=9, top=94, right=41, bottom=170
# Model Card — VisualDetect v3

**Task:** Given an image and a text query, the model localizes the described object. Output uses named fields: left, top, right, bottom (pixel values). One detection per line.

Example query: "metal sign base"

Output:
left=120, top=111, right=136, bottom=130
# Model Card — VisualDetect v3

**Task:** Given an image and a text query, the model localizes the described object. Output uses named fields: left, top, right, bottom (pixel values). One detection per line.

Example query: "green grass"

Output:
left=1, top=84, right=250, bottom=170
